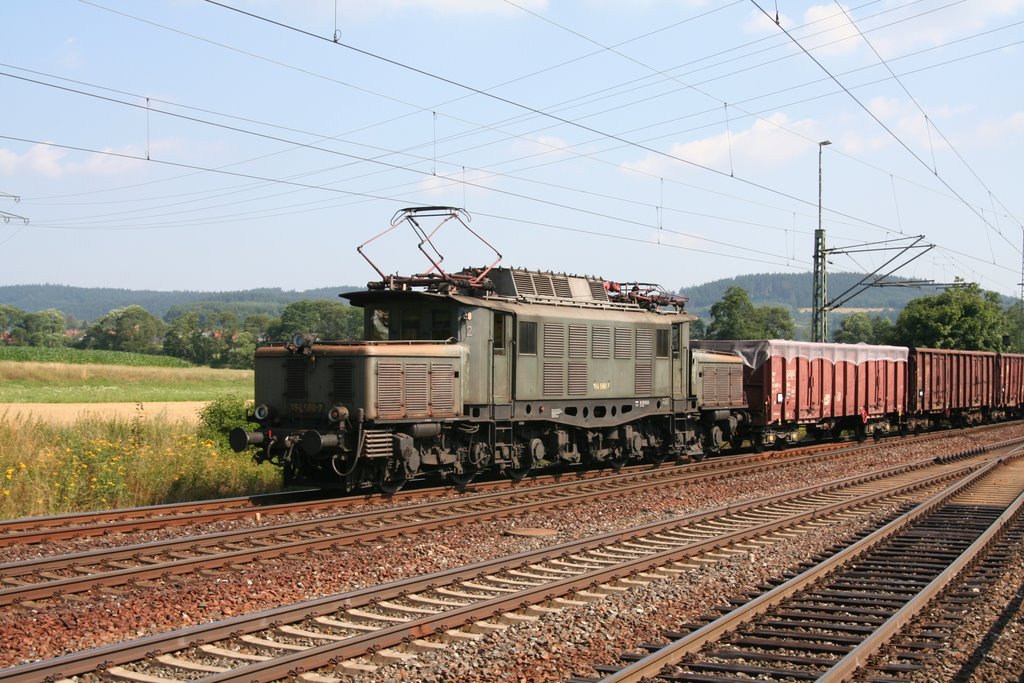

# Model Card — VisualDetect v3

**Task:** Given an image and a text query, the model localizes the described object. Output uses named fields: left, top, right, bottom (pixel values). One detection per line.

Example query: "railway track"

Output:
left=1, top=443, right=1016, bottom=682
left=580, top=449, right=1024, bottom=682
left=0, top=425, right=988, bottom=547
left=0, top=438, right=919, bottom=606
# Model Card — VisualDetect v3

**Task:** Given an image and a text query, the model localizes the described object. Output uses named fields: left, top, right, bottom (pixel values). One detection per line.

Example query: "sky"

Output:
left=1, top=0, right=1023, bottom=304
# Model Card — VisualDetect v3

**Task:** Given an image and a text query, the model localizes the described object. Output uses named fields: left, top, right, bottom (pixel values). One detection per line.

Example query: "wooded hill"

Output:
left=680, top=272, right=942, bottom=320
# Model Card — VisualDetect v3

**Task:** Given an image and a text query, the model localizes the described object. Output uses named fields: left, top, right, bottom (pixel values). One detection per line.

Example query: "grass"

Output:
left=0, top=346, right=193, bottom=367
left=0, top=411, right=281, bottom=519
left=0, top=361, right=253, bottom=402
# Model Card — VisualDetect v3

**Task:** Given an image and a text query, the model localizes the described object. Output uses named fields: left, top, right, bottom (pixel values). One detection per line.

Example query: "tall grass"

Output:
left=0, top=409, right=281, bottom=519
left=0, top=361, right=253, bottom=402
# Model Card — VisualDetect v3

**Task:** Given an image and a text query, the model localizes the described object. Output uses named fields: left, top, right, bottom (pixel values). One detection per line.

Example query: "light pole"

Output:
left=812, top=140, right=832, bottom=343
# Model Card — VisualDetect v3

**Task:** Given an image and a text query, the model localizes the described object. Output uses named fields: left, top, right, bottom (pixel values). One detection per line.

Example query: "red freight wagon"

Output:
left=996, top=353, right=1024, bottom=413
left=908, top=348, right=995, bottom=425
left=694, top=340, right=907, bottom=445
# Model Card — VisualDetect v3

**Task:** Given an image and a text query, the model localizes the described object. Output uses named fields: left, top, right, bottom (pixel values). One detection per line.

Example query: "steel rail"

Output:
left=598, top=452, right=1021, bottom=683
left=817, top=485, right=1024, bottom=680
left=0, top=441, right=942, bottom=605
left=0, top=454, right=992, bottom=683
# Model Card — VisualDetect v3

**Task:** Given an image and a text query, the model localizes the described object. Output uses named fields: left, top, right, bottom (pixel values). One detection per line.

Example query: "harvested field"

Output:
left=0, top=402, right=207, bottom=425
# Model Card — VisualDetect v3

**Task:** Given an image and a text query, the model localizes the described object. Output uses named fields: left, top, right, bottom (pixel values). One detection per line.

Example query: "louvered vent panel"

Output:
left=285, top=357, right=307, bottom=400
left=405, top=363, right=428, bottom=414
left=635, top=362, right=653, bottom=395
left=363, top=430, right=393, bottom=458
left=533, top=274, right=555, bottom=297
left=568, top=362, right=588, bottom=395
left=568, top=324, right=587, bottom=358
left=543, top=362, right=564, bottom=396
left=636, top=329, right=654, bottom=359
left=552, top=276, right=572, bottom=298
left=589, top=280, right=608, bottom=301
left=331, top=359, right=354, bottom=403
left=544, top=323, right=565, bottom=357
left=431, top=363, right=455, bottom=415
left=377, top=362, right=403, bottom=416
left=702, top=366, right=745, bottom=406
left=614, top=328, right=633, bottom=359
left=512, top=271, right=535, bottom=296
left=727, top=366, right=744, bottom=405
left=592, top=326, right=611, bottom=359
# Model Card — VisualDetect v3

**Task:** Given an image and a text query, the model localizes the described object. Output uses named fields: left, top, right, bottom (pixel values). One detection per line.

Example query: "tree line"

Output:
left=0, top=300, right=362, bottom=369
left=2, top=279, right=1021, bottom=368
left=698, top=281, right=1024, bottom=352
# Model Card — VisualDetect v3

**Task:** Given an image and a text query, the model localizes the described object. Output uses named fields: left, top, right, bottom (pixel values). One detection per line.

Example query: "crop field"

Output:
left=0, top=361, right=253, bottom=403
left=0, top=346, right=194, bottom=367
left=0, top=351, right=269, bottom=518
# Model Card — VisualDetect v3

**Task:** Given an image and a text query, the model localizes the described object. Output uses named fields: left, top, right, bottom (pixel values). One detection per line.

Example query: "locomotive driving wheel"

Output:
left=377, top=453, right=410, bottom=494
left=508, top=444, right=535, bottom=482
left=452, top=442, right=490, bottom=488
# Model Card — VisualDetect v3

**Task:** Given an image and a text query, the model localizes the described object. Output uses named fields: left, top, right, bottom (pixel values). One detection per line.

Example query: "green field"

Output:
left=0, top=346, right=194, bottom=367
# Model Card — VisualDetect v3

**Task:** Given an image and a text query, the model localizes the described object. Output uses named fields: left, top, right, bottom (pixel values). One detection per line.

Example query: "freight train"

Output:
left=229, top=207, right=1024, bottom=492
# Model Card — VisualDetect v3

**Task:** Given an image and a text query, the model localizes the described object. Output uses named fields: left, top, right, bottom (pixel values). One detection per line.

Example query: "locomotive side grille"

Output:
left=285, top=357, right=307, bottom=400
left=636, top=328, right=654, bottom=359
left=569, top=324, right=587, bottom=358
left=702, top=365, right=745, bottom=406
left=589, top=280, right=608, bottom=301
left=635, top=362, right=653, bottom=395
left=552, top=276, right=572, bottom=298
left=512, top=270, right=535, bottom=296
left=533, top=273, right=555, bottom=297
left=543, top=362, right=565, bottom=396
left=405, top=363, right=429, bottom=414
left=592, top=326, right=611, bottom=359
left=614, top=327, right=633, bottom=359
left=331, top=359, right=354, bottom=403
left=431, top=363, right=455, bottom=414
left=543, top=323, right=565, bottom=357
left=362, top=429, right=393, bottom=459
left=568, top=362, right=588, bottom=395
left=377, top=362, right=403, bottom=416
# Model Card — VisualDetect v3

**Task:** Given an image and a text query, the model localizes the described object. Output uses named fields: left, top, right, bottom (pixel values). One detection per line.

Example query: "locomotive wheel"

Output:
left=645, top=448, right=669, bottom=466
left=378, top=458, right=408, bottom=495
left=509, top=448, right=534, bottom=482
left=451, top=469, right=477, bottom=488
left=610, top=447, right=628, bottom=472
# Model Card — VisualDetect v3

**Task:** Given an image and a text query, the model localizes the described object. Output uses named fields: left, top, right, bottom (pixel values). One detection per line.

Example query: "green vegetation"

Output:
left=0, top=345, right=192, bottom=367
left=889, top=280, right=1010, bottom=351
left=0, top=362, right=252, bottom=403
left=703, top=286, right=795, bottom=340
left=0, top=405, right=279, bottom=519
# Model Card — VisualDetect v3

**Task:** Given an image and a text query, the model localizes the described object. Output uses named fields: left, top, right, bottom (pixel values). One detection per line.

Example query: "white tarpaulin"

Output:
left=692, top=340, right=909, bottom=370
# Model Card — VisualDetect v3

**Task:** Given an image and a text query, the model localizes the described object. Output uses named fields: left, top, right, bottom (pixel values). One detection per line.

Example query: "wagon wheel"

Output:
left=645, top=446, right=670, bottom=467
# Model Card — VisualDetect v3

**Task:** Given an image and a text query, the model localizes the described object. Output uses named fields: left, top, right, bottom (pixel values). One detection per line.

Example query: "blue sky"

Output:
left=2, top=0, right=1022, bottom=304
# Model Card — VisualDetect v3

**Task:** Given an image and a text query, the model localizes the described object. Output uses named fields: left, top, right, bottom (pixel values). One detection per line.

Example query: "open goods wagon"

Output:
left=692, top=340, right=908, bottom=446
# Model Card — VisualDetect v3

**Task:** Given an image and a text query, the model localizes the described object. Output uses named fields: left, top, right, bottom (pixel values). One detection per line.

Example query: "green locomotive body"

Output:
left=232, top=266, right=748, bottom=491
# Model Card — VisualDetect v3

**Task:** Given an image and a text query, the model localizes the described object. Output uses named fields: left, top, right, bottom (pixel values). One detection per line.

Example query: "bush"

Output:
left=197, top=396, right=253, bottom=451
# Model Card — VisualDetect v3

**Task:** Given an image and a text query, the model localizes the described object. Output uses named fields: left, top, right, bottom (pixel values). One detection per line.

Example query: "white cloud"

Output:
left=621, top=112, right=818, bottom=176
left=0, top=141, right=178, bottom=178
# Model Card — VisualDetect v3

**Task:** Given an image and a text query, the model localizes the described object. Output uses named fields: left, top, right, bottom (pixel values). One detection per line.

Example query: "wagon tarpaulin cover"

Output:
left=693, top=340, right=908, bottom=426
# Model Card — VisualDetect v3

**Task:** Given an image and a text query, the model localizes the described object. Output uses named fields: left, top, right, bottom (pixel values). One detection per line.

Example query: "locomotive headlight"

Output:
left=327, top=404, right=349, bottom=423
left=253, top=403, right=271, bottom=421
left=292, top=333, right=313, bottom=348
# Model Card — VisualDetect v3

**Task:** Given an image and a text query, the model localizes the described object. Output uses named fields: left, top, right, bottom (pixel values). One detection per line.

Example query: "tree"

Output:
left=833, top=312, right=874, bottom=344
left=0, top=304, right=25, bottom=343
left=275, top=300, right=362, bottom=341
left=13, top=309, right=66, bottom=347
left=707, top=287, right=796, bottom=340
left=890, top=281, right=1009, bottom=351
left=243, top=313, right=279, bottom=344
left=77, top=305, right=165, bottom=354
left=707, top=287, right=762, bottom=340
left=758, top=306, right=795, bottom=339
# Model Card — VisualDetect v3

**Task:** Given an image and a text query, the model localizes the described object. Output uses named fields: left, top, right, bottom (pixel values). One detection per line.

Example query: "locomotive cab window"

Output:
left=656, top=329, right=670, bottom=358
left=493, top=312, right=505, bottom=351
left=368, top=308, right=390, bottom=341
left=519, top=321, right=538, bottom=355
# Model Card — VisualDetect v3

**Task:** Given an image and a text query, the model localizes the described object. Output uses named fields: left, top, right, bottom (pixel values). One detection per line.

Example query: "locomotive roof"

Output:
left=344, top=266, right=693, bottom=320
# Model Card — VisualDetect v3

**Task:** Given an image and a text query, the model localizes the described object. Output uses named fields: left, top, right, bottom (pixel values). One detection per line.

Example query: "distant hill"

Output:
left=681, top=272, right=939, bottom=318
left=0, top=284, right=359, bottom=322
